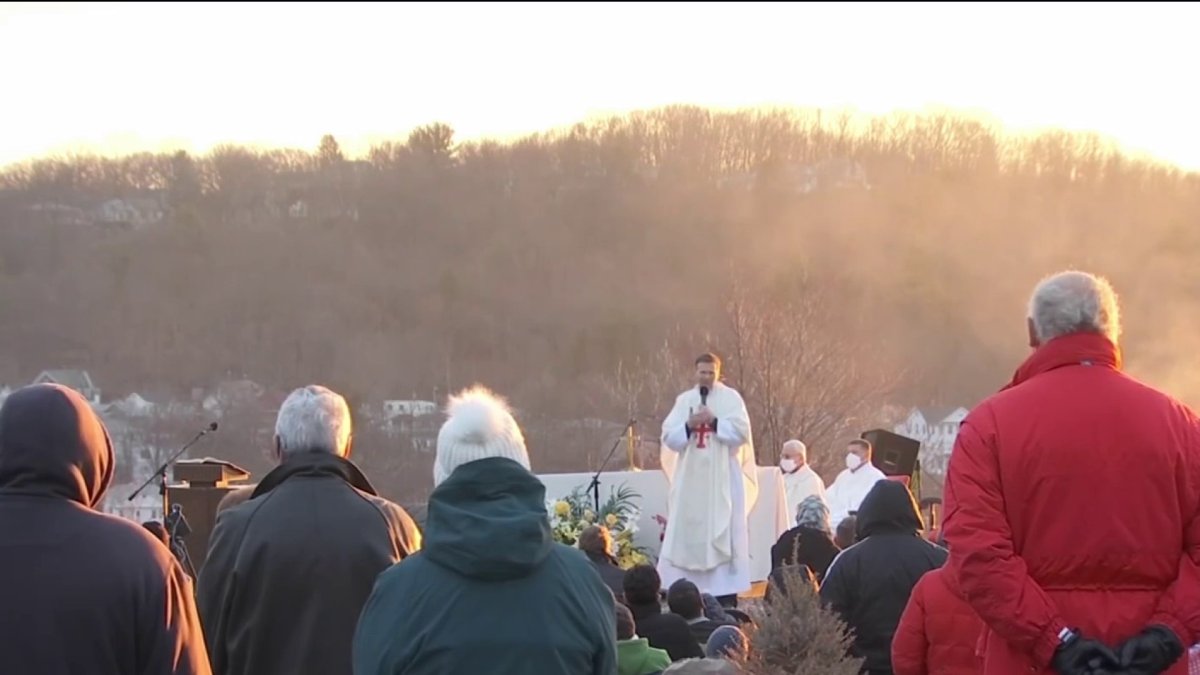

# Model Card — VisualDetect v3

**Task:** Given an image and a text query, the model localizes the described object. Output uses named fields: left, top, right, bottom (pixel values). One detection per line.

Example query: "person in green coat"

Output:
left=352, top=386, right=618, bottom=675
left=617, top=603, right=671, bottom=675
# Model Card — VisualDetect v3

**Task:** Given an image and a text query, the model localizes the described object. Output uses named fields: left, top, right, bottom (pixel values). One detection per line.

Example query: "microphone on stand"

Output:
left=588, top=417, right=638, bottom=513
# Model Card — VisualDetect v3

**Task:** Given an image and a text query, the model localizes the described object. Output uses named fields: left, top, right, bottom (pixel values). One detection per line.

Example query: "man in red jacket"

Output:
left=943, top=270, right=1200, bottom=675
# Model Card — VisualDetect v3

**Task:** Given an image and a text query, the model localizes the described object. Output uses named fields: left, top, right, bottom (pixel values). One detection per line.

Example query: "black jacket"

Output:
left=819, top=480, right=947, bottom=674
left=770, top=524, right=841, bottom=583
left=586, top=550, right=627, bottom=601
left=0, top=384, right=210, bottom=675
left=627, top=601, right=704, bottom=662
left=197, top=451, right=421, bottom=675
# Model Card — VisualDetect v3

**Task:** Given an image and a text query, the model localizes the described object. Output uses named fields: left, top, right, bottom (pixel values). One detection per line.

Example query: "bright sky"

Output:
left=2, top=1, right=1199, bottom=171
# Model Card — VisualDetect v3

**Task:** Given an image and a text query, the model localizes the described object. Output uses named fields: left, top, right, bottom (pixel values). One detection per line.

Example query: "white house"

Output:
left=893, top=406, right=970, bottom=476
left=33, top=369, right=101, bottom=405
left=383, top=400, right=438, bottom=419
left=94, top=197, right=165, bottom=228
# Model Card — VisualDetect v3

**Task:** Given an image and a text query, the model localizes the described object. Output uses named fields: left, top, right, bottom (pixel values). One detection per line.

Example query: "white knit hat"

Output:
left=433, top=385, right=530, bottom=486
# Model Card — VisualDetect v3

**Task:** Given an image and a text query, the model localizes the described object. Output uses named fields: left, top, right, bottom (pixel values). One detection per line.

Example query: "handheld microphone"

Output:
left=699, top=385, right=709, bottom=406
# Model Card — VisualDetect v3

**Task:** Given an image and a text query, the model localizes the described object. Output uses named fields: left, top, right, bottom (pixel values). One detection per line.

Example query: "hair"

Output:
left=578, top=525, right=612, bottom=557
left=274, top=385, right=352, bottom=457
left=667, top=578, right=705, bottom=620
left=1028, top=270, right=1122, bottom=344
left=781, top=439, right=807, bottom=461
left=835, top=515, right=858, bottom=549
left=848, top=438, right=871, bottom=454
left=622, top=563, right=662, bottom=605
left=695, top=352, right=722, bottom=369
left=615, top=602, right=637, bottom=640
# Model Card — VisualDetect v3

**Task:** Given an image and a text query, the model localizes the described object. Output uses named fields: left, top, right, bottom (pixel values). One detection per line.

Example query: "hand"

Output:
left=1052, top=634, right=1120, bottom=675
left=1117, top=625, right=1184, bottom=674
left=687, top=411, right=707, bottom=429
left=696, top=406, right=716, bottom=425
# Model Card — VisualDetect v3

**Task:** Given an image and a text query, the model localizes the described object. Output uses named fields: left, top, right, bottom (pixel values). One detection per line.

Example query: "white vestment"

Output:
left=783, top=465, right=827, bottom=520
left=658, top=382, right=759, bottom=597
left=825, top=463, right=887, bottom=527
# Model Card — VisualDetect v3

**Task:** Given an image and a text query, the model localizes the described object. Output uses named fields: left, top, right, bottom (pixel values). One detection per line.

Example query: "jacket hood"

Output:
left=856, top=479, right=924, bottom=538
left=250, top=451, right=378, bottom=499
left=0, top=384, right=114, bottom=508
left=1006, top=331, right=1122, bottom=391
left=423, top=456, right=552, bottom=580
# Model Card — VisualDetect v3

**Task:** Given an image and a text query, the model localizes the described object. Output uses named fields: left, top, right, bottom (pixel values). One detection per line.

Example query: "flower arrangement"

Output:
left=547, top=483, right=651, bottom=569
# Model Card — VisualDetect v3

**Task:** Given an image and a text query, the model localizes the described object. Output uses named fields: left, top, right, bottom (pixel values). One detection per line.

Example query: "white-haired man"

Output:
left=353, top=385, right=618, bottom=675
left=943, top=271, right=1200, bottom=675
left=779, top=439, right=826, bottom=517
left=197, top=385, right=421, bottom=675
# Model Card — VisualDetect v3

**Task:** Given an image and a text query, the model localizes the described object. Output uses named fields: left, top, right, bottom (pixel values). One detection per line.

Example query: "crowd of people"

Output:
left=1, top=270, right=1199, bottom=675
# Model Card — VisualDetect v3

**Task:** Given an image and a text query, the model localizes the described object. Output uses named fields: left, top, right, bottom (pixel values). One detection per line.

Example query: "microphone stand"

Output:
left=127, top=426, right=212, bottom=509
left=588, top=419, right=636, bottom=514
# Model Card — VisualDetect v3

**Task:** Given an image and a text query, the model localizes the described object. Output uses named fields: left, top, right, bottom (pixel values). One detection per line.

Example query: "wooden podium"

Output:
left=166, top=458, right=251, bottom=574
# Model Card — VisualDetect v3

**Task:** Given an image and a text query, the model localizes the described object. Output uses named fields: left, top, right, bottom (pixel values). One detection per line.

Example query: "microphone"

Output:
left=127, top=421, right=220, bottom=502
left=699, top=385, right=709, bottom=406
left=207, top=421, right=219, bottom=432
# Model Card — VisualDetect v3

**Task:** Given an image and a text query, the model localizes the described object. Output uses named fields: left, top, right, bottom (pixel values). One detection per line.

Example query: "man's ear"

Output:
left=1027, top=317, right=1041, bottom=349
left=272, top=435, right=283, bottom=463
left=343, top=434, right=353, bottom=459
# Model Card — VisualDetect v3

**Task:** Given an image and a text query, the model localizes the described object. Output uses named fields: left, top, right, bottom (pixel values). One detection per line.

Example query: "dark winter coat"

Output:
left=197, top=451, right=421, bottom=675
left=820, top=480, right=948, bottom=674
left=770, top=523, right=841, bottom=583
left=0, top=384, right=211, bottom=675
left=352, top=456, right=619, bottom=675
left=627, top=601, right=705, bottom=662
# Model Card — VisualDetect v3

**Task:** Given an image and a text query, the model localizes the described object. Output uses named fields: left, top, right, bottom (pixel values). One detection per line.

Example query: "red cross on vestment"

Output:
left=695, top=422, right=713, bottom=448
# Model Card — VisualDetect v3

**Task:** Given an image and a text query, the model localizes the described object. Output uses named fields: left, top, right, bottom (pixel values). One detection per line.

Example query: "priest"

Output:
left=779, top=439, right=826, bottom=517
left=824, top=438, right=887, bottom=526
left=659, top=353, right=759, bottom=600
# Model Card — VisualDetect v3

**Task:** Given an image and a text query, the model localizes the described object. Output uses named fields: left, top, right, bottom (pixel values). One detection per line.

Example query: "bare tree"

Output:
left=723, top=272, right=902, bottom=478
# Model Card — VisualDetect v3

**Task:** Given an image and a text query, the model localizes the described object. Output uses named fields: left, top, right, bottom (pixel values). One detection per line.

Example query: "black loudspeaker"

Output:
left=860, top=429, right=921, bottom=478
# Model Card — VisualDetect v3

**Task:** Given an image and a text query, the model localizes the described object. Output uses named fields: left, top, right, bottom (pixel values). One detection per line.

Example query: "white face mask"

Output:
left=780, top=459, right=797, bottom=473
left=845, top=453, right=863, bottom=471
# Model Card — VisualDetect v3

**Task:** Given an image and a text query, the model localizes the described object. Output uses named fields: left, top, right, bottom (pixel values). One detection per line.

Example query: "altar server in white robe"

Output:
left=779, top=439, right=826, bottom=518
left=659, top=353, right=759, bottom=599
left=824, top=438, right=887, bottom=526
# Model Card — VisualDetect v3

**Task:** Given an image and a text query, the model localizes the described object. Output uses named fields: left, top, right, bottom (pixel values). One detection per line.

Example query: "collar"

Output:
left=628, top=601, right=662, bottom=620
left=250, top=452, right=378, bottom=499
left=1004, top=332, right=1122, bottom=391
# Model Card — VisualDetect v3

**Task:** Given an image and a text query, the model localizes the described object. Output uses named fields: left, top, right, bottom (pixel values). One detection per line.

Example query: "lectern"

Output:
left=166, top=458, right=251, bottom=574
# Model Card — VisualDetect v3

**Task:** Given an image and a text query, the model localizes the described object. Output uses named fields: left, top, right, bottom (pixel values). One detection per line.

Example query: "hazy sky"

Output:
left=2, top=1, right=1198, bottom=170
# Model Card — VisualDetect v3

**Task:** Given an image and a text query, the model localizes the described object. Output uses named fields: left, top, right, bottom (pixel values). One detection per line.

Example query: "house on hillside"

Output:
left=377, top=399, right=440, bottom=452
left=892, top=406, right=970, bottom=476
left=93, top=196, right=166, bottom=228
left=33, top=369, right=101, bottom=404
left=26, top=202, right=92, bottom=226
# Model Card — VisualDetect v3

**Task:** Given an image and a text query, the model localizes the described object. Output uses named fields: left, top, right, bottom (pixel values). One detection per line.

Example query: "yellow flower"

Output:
left=554, top=501, right=570, bottom=517
left=583, top=509, right=596, bottom=522
left=605, top=513, right=618, bottom=527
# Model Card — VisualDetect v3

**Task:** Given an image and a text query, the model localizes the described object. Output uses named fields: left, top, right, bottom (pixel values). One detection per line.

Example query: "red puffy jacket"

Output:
left=892, top=566, right=984, bottom=675
left=943, top=332, right=1200, bottom=675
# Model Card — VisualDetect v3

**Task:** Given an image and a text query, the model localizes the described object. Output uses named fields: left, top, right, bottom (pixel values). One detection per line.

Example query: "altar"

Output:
left=536, top=466, right=791, bottom=583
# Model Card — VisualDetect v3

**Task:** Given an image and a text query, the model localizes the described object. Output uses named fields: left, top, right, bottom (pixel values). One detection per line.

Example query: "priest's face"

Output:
left=695, top=361, right=719, bottom=389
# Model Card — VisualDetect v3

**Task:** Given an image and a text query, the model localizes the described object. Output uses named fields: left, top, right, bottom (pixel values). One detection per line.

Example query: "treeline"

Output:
left=1, top=105, right=1197, bottom=495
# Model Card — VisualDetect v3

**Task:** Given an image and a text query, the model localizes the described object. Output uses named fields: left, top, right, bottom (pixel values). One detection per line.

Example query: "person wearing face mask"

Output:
left=824, top=438, right=887, bottom=527
left=779, top=439, right=826, bottom=518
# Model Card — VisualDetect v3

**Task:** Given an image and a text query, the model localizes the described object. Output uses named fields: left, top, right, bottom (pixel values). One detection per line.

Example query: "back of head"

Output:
left=623, top=563, right=662, bottom=606
left=423, top=385, right=549, bottom=581
left=705, top=625, right=749, bottom=659
left=667, top=578, right=704, bottom=619
left=274, top=385, right=352, bottom=458
left=856, top=480, right=924, bottom=538
left=615, top=602, right=637, bottom=640
left=0, top=384, right=114, bottom=508
left=1028, top=270, right=1121, bottom=345
left=434, top=385, right=530, bottom=486
left=795, top=494, right=832, bottom=535
left=578, top=524, right=611, bottom=557
left=835, top=516, right=858, bottom=548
